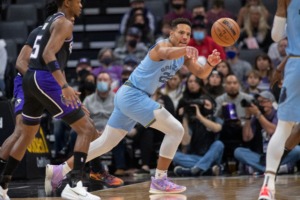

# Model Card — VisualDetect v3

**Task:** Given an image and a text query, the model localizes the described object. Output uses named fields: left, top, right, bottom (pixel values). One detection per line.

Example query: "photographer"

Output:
left=234, top=91, right=300, bottom=174
left=173, top=95, right=224, bottom=177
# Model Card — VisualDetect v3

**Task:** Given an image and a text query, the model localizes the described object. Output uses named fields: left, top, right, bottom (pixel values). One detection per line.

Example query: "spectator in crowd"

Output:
left=204, top=69, right=225, bottom=99
left=225, top=45, right=252, bottom=87
left=234, top=91, right=300, bottom=175
left=173, top=95, right=223, bottom=177
left=114, top=27, right=148, bottom=65
left=237, top=0, right=269, bottom=28
left=192, top=4, right=206, bottom=20
left=268, top=38, right=288, bottom=68
left=92, top=48, right=123, bottom=91
left=238, top=5, right=273, bottom=52
left=253, top=54, right=273, bottom=92
left=160, top=71, right=184, bottom=110
left=163, top=0, right=193, bottom=23
left=244, top=70, right=261, bottom=96
left=0, top=40, right=8, bottom=97
left=78, top=72, right=96, bottom=102
left=205, top=0, right=235, bottom=36
left=155, top=20, right=172, bottom=43
left=69, top=57, right=93, bottom=91
left=125, top=10, right=155, bottom=47
left=188, top=15, right=226, bottom=60
left=215, top=60, right=234, bottom=80
left=119, top=0, right=155, bottom=35
left=215, top=74, right=253, bottom=170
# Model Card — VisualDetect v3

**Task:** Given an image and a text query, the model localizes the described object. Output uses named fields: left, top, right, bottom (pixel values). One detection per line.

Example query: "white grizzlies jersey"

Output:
left=286, top=0, right=300, bottom=56
left=129, top=40, right=184, bottom=95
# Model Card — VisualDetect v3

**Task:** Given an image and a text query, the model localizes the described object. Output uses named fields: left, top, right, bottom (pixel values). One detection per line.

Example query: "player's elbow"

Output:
left=271, top=30, right=285, bottom=43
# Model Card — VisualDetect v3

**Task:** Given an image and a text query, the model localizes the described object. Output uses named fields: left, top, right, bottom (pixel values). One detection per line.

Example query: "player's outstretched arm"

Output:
left=149, top=42, right=191, bottom=61
left=185, top=49, right=221, bottom=80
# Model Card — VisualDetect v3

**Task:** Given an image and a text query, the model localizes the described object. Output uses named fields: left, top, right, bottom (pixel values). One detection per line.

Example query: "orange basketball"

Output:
left=211, top=18, right=240, bottom=47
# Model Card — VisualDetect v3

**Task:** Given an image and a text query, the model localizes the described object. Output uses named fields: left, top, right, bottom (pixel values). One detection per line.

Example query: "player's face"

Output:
left=69, top=0, right=82, bottom=18
left=170, top=24, right=191, bottom=47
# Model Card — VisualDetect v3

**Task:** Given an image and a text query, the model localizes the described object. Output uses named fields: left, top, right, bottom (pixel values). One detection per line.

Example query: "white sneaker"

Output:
left=0, top=186, right=10, bottom=200
left=61, top=181, right=100, bottom=200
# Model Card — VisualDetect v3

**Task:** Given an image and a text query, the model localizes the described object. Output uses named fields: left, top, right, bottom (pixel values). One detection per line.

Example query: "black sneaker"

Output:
left=133, top=168, right=150, bottom=177
left=174, top=166, right=203, bottom=177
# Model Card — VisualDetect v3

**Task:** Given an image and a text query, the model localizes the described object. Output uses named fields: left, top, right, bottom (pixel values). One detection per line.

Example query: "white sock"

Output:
left=62, top=162, right=71, bottom=176
left=263, top=173, right=276, bottom=191
left=155, top=169, right=167, bottom=179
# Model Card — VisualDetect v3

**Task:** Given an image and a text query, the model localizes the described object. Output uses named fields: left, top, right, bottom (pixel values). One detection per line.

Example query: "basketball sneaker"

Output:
left=89, top=171, right=124, bottom=187
left=0, top=186, right=10, bottom=200
left=61, top=181, right=100, bottom=200
left=258, top=186, right=275, bottom=200
left=45, top=164, right=65, bottom=195
left=149, top=176, right=186, bottom=194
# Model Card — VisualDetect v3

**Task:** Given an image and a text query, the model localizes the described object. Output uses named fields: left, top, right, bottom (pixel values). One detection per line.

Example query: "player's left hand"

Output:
left=62, top=86, right=80, bottom=109
left=207, top=49, right=222, bottom=67
left=191, top=104, right=202, bottom=118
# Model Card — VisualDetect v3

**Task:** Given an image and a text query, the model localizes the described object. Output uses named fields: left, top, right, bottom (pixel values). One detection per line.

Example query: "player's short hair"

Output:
left=171, top=18, right=192, bottom=29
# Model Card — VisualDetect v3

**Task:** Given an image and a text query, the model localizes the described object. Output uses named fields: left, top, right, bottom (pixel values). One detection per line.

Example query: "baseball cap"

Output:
left=77, top=57, right=91, bottom=67
left=256, top=91, right=276, bottom=102
left=124, top=55, right=139, bottom=66
left=127, top=27, right=142, bottom=37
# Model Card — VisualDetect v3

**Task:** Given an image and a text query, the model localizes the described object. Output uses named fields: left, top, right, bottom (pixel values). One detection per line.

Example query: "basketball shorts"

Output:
left=278, top=58, right=300, bottom=122
left=13, top=74, right=24, bottom=115
left=22, top=69, right=84, bottom=125
left=108, top=85, right=160, bottom=132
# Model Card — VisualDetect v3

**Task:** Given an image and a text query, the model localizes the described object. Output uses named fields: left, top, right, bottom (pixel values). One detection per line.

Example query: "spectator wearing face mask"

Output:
left=164, top=0, right=193, bottom=23
left=114, top=27, right=148, bottom=65
left=92, top=48, right=123, bottom=91
left=119, top=0, right=156, bottom=35
left=188, top=16, right=226, bottom=60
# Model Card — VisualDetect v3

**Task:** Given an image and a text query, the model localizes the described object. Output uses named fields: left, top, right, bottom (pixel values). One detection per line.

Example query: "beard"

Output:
left=227, top=91, right=239, bottom=98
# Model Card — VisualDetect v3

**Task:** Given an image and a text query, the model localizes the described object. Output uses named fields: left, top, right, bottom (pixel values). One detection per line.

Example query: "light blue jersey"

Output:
left=285, top=0, right=300, bottom=56
left=129, top=40, right=184, bottom=95
left=277, top=0, right=300, bottom=121
left=108, top=40, right=185, bottom=131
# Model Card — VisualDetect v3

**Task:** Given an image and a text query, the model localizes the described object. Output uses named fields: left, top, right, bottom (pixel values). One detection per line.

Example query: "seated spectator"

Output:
left=253, top=54, right=273, bottom=91
left=188, top=15, right=226, bottom=60
left=0, top=40, right=7, bottom=97
left=119, top=0, right=155, bottom=35
left=244, top=70, right=261, bottom=96
left=125, top=9, right=155, bottom=47
left=225, top=45, right=252, bottom=87
left=69, top=57, right=92, bottom=91
left=237, top=0, right=269, bottom=28
left=215, top=74, right=253, bottom=170
left=160, top=71, right=184, bottom=110
left=163, top=0, right=193, bottom=23
left=234, top=91, right=300, bottom=175
left=205, top=0, right=235, bottom=36
left=204, top=69, right=225, bottom=99
left=238, top=5, right=272, bottom=52
left=92, top=48, right=123, bottom=91
left=114, top=27, right=148, bottom=65
left=215, top=60, right=234, bottom=80
left=192, top=4, right=206, bottom=20
left=78, top=72, right=96, bottom=102
left=173, top=95, right=224, bottom=176
left=268, top=38, right=288, bottom=68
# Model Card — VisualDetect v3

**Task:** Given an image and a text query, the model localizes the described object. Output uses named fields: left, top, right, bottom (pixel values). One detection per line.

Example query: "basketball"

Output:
left=211, top=18, right=240, bottom=47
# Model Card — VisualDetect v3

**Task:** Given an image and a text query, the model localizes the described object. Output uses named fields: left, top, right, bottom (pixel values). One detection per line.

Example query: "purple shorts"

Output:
left=13, top=74, right=24, bottom=115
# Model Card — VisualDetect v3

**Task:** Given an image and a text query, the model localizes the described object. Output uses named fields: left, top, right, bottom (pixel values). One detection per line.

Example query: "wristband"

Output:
left=61, top=83, right=69, bottom=90
left=47, top=60, right=60, bottom=72
left=207, top=61, right=214, bottom=67
left=256, top=112, right=262, bottom=119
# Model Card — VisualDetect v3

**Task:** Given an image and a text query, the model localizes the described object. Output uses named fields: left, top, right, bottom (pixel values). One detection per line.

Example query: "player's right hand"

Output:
left=62, top=86, right=80, bottom=109
left=186, top=46, right=198, bottom=63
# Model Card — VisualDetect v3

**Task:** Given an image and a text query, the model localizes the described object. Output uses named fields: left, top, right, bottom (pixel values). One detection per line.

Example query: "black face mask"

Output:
left=128, top=40, right=137, bottom=48
left=101, top=57, right=112, bottom=66
left=83, top=81, right=96, bottom=93
left=172, top=4, right=184, bottom=10
left=134, top=23, right=145, bottom=30
left=201, top=107, right=214, bottom=117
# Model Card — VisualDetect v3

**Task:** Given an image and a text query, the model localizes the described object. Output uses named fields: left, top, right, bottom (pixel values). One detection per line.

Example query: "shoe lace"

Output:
left=162, top=177, right=179, bottom=189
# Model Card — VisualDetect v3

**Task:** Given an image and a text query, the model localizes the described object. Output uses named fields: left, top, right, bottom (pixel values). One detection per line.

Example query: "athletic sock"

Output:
left=155, top=169, right=167, bottom=179
left=69, top=152, right=87, bottom=188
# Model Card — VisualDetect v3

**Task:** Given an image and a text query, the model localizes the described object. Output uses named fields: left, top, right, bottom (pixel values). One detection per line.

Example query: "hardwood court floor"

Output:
left=9, top=175, right=300, bottom=200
